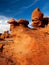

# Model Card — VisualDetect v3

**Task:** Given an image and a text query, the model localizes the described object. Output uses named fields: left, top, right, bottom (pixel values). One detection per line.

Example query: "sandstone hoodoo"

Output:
left=8, top=18, right=18, bottom=31
left=8, top=18, right=29, bottom=26
left=31, top=8, right=43, bottom=27
left=8, top=18, right=29, bottom=31
left=31, top=8, right=49, bottom=28
left=0, top=8, right=49, bottom=65
left=8, top=18, right=29, bottom=37
left=32, top=8, right=43, bottom=21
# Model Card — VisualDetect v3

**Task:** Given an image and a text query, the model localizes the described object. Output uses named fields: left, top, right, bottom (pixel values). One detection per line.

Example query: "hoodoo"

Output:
left=31, top=8, right=43, bottom=27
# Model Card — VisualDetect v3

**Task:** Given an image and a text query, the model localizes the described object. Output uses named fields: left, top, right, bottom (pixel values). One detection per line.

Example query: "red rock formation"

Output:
left=42, top=17, right=49, bottom=27
left=32, top=8, right=43, bottom=21
left=31, top=8, right=43, bottom=27
left=8, top=18, right=17, bottom=24
left=17, top=18, right=29, bottom=26
left=8, top=18, right=29, bottom=31
left=10, top=24, right=15, bottom=31
left=0, top=8, right=49, bottom=65
left=0, top=31, right=10, bottom=39
left=8, top=18, right=29, bottom=37
left=31, top=8, right=49, bottom=28
left=31, top=20, right=42, bottom=27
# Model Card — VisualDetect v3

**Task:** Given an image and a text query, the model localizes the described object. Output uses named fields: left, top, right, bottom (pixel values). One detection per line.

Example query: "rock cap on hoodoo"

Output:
left=17, top=18, right=29, bottom=26
left=32, top=8, right=43, bottom=21
left=8, top=18, right=29, bottom=26
left=7, top=18, right=17, bottom=24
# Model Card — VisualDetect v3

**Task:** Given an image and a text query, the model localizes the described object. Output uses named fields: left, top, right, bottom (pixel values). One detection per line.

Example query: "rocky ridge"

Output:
left=0, top=8, right=49, bottom=65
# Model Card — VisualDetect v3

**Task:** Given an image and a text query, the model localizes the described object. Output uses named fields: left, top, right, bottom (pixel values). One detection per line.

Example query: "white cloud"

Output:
left=28, top=21, right=33, bottom=28
left=25, top=0, right=40, bottom=8
left=0, top=16, right=10, bottom=33
left=0, top=16, right=9, bottom=24
left=0, top=24, right=10, bottom=33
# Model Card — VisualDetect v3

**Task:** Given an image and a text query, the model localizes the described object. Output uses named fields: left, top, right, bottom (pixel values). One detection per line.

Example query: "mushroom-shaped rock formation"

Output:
left=8, top=18, right=18, bottom=31
left=8, top=18, right=29, bottom=37
left=8, top=18, right=29, bottom=26
left=31, top=8, right=43, bottom=27
left=7, top=18, right=17, bottom=24
left=8, top=18, right=29, bottom=31
left=17, top=18, right=29, bottom=26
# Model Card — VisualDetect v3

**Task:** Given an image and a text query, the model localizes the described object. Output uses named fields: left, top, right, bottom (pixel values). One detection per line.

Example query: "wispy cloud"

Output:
left=13, top=10, right=23, bottom=18
left=0, top=16, right=10, bottom=33
left=20, top=0, right=40, bottom=9
left=28, top=21, right=33, bottom=28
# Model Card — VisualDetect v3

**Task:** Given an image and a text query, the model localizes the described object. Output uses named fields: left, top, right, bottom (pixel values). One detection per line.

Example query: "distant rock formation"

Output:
left=0, top=31, right=10, bottom=39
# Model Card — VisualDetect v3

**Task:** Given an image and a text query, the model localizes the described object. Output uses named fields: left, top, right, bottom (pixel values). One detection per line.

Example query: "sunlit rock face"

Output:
left=31, top=8, right=43, bottom=27
left=0, top=8, right=49, bottom=65
left=32, top=8, right=43, bottom=21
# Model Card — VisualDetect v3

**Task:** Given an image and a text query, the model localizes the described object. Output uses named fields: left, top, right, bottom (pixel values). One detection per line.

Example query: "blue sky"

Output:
left=0, top=0, right=49, bottom=33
